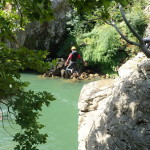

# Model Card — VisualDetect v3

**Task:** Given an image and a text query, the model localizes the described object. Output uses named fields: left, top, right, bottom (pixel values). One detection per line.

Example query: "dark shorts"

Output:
left=66, top=61, right=77, bottom=72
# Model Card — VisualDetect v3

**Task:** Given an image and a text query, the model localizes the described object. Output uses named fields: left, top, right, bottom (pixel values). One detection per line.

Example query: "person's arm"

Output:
left=78, top=54, right=86, bottom=65
left=65, top=54, right=72, bottom=66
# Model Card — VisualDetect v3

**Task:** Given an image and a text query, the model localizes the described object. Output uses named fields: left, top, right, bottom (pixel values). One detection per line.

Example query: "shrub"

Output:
left=126, top=4, right=148, bottom=37
left=78, top=24, right=128, bottom=73
left=57, top=1, right=148, bottom=74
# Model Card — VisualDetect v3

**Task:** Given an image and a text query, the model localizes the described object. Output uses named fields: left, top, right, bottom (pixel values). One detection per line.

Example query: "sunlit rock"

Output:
left=78, top=55, right=150, bottom=150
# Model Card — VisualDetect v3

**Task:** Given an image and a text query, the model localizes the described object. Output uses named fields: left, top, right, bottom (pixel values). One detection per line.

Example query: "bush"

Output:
left=57, top=34, right=77, bottom=58
left=126, top=4, right=148, bottom=37
left=78, top=24, right=128, bottom=73
left=57, top=1, right=148, bottom=74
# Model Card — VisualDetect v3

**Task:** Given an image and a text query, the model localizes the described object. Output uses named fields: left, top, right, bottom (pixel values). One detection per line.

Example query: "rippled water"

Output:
left=0, top=72, right=90, bottom=150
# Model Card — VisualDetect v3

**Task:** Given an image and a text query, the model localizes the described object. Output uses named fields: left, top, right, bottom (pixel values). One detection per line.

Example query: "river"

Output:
left=0, top=72, right=91, bottom=150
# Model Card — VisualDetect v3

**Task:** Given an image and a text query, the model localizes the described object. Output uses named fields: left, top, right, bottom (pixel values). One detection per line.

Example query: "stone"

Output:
left=78, top=54, right=150, bottom=150
left=118, top=52, right=147, bottom=79
left=14, top=0, right=70, bottom=57
left=47, top=58, right=66, bottom=76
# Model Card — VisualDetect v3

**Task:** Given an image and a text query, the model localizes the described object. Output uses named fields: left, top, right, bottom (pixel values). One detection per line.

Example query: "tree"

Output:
left=68, top=0, right=150, bottom=57
left=0, top=1, right=56, bottom=150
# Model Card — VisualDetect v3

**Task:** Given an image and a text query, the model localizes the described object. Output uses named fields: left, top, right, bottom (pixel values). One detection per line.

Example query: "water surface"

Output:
left=0, top=72, right=90, bottom=150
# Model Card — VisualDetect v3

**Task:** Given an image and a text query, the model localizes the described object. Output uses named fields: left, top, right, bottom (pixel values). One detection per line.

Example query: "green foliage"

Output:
left=66, top=10, right=83, bottom=34
left=0, top=42, right=56, bottom=150
left=63, top=0, right=148, bottom=73
left=126, top=4, right=148, bottom=36
left=78, top=25, right=128, bottom=72
left=68, top=0, right=132, bottom=18
left=66, top=10, right=94, bottom=36
left=11, top=90, right=55, bottom=150
left=0, top=8, right=26, bottom=41
left=0, top=43, right=51, bottom=73
left=0, top=1, right=56, bottom=150
left=57, top=10, right=95, bottom=58
left=0, top=0, right=54, bottom=24
left=57, top=35, right=77, bottom=58
left=18, top=0, right=54, bottom=22
left=0, top=0, right=54, bottom=43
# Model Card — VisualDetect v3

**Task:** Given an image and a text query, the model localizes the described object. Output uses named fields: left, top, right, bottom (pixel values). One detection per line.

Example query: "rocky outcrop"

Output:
left=16, top=0, right=70, bottom=57
left=43, top=58, right=102, bottom=80
left=118, top=53, right=147, bottom=78
left=43, top=58, right=66, bottom=77
left=78, top=53, right=150, bottom=150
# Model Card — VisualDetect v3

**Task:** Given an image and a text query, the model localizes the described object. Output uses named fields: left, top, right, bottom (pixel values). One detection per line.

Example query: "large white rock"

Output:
left=118, top=52, right=146, bottom=78
left=78, top=56, right=150, bottom=150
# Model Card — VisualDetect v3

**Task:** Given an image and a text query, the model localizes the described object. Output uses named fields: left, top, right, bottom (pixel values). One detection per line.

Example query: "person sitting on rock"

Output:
left=65, top=46, right=86, bottom=73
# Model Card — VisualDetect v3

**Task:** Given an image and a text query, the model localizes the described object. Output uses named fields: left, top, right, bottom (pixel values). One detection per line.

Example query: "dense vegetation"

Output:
left=0, top=1, right=56, bottom=150
left=58, top=0, right=148, bottom=73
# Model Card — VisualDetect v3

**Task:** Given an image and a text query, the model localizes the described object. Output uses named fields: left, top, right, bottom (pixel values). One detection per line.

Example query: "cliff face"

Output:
left=78, top=53, right=150, bottom=150
left=16, top=0, right=70, bottom=57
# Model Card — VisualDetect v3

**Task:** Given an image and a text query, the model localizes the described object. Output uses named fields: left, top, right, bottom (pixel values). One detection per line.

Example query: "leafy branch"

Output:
left=0, top=1, right=56, bottom=150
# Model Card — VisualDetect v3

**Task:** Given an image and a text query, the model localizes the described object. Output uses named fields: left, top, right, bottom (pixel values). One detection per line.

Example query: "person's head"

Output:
left=71, top=46, right=76, bottom=51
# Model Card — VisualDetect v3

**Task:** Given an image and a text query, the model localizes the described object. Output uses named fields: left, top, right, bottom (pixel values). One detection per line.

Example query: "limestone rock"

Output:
left=118, top=52, right=146, bottom=78
left=16, top=0, right=70, bottom=56
left=78, top=57, right=150, bottom=150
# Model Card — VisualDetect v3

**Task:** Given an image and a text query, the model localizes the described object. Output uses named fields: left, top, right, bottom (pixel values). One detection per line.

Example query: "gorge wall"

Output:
left=78, top=2, right=150, bottom=150
left=78, top=53, right=150, bottom=150
left=16, top=0, right=70, bottom=57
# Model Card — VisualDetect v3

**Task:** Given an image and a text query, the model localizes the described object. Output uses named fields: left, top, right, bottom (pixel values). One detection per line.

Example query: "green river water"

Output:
left=0, top=72, right=91, bottom=150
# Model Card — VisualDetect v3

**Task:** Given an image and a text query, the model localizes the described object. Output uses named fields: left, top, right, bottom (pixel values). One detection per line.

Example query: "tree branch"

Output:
left=119, top=4, right=150, bottom=57
left=119, top=4, right=144, bottom=45
left=83, top=16, right=102, bottom=24
left=143, top=37, right=150, bottom=49
left=14, top=0, right=23, bottom=26
left=108, top=21, right=140, bottom=46
left=0, top=100, right=8, bottom=106
left=143, top=37, right=150, bottom=43
left=0, top=106, right=14, bottom=137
